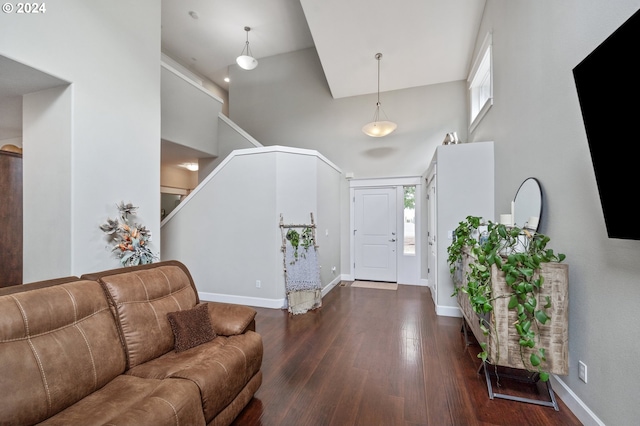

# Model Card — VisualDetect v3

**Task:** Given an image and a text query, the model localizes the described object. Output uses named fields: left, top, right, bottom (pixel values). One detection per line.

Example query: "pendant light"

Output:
left=236, top=26, right=258, bottom=70
left=362, top=53, right=397, bottom=137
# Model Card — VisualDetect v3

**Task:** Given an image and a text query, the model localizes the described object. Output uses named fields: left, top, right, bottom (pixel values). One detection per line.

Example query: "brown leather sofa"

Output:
left=0, top=260, right=263, bottom=426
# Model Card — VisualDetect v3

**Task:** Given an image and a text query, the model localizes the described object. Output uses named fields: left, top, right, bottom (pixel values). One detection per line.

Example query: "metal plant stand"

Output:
left=479, top=361, right=559, bottom=411
left=461, top=318, right=559, bottom=411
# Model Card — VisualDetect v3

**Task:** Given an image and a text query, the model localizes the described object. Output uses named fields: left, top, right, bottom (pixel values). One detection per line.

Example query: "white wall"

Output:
left=161, top=52, right=229, bottom=117
left=22, top=86, right=72, bottom=280
left=161, top=64, right=222, bottom=156
left=0, top=0, right=161, bottom=278
left=161, top=147, right=342, bottom=308
left=471, top=1, right=640, bottom=425
left=162, top=150, right=280, bottom=303
left=198, top=114, right=262, bottom=179
left=316, top=159, right=343, bottom=286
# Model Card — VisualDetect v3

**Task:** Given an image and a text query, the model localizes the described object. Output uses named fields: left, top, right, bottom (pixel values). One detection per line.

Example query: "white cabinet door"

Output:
left=426, top=171, right=438, bottom=305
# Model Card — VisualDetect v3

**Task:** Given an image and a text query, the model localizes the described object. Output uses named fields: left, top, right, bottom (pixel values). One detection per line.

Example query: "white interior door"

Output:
left=426, top=172, right=437, bottom=303
left=354, top=187, right=397, bottom=282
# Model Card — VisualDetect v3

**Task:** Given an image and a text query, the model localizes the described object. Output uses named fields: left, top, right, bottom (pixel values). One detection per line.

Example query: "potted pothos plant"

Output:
left=447, top=215, right=566, bottom=382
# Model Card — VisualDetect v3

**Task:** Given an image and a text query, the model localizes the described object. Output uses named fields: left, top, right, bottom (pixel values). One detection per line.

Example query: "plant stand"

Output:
left=479, top=360, right=559, bottom=411
left=461, top=317, right=559, bottom=411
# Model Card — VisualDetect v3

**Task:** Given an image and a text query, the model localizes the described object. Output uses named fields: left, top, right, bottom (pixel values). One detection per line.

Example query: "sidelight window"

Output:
left=403, top=186, right=415, bottom=255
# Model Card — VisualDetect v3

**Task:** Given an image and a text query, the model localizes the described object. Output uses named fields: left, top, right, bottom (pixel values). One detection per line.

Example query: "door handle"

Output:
left=389, top=239, right=396, bottom=242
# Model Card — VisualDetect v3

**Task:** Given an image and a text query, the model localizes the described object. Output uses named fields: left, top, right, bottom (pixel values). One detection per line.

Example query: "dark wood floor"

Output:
left=232, top=283, right=582, bottom=426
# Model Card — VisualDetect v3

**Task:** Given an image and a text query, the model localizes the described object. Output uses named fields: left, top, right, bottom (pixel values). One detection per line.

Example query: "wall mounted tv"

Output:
left=573, top=8, right=640, bottom=240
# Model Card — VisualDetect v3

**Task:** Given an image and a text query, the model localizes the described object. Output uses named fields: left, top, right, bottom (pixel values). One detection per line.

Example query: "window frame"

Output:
left=468, top=32, right=493, bottom=133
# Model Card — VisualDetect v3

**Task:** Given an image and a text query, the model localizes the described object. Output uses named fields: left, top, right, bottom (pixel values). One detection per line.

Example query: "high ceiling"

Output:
left=161, top=0, right=487, bottom=98
left=1, top=1, right=487, bottom=165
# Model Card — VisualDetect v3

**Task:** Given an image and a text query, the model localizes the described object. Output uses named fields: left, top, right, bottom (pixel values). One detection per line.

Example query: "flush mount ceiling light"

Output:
left=362, top=53, right=397, bottom=137
left=236, top=26, right=258, bottom=70
left=180, top=162, right=199, bottom=172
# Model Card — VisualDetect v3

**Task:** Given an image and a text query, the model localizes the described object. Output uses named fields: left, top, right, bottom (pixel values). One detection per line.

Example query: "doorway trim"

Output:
left=348, top=176, right=422, bottom=284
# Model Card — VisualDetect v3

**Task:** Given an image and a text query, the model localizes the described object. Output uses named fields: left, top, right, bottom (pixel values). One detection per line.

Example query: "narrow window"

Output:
left=469, top=32, right=493, bottom=132
left=403, top=186, right=416, bottom=255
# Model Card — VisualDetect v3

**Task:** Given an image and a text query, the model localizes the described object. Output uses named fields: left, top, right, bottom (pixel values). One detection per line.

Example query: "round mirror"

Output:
left=513, top=177, right=542, bottom=231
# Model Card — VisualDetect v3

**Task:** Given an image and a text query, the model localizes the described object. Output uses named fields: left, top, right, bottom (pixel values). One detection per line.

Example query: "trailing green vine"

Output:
left=286, top=227, right=315, bottom=264
left=447, top=215, right=566, bottom=381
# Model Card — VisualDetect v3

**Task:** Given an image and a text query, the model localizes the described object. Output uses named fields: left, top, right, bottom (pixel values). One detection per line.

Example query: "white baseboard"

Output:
left=199, top=291, right=286, bottom=309
left=322, top=275, right=342, bottom=296
left=551, top=375, right=604, bottom=426
left=199, top=275, right=344, bottom=310
left=341, top=273, right=354, bottom=282
left=436, top=304, right=462, bottom=318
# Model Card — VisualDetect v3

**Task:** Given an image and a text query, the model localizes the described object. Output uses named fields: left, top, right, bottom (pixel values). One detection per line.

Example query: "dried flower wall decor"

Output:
left=99, top=202, right=158, bottom=267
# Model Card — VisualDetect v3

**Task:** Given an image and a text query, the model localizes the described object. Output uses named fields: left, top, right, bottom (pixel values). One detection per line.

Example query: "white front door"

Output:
left=354, top=187, right=397, bottom=282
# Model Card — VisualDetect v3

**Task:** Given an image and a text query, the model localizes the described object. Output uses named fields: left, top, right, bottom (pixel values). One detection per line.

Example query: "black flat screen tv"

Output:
left=573, top=8, right=640, bottom=240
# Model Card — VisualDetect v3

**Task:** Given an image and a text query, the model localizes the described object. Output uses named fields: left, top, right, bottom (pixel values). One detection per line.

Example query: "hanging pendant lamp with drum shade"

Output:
left=362, top=53, right=397, bottom=137
left=236, top=26, right=258, bottom=70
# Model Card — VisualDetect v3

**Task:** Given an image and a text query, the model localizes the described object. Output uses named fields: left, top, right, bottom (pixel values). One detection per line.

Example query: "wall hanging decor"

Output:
left=100, top=202, right=158, bottom=267
left=280, top=213, right=322, bottom=315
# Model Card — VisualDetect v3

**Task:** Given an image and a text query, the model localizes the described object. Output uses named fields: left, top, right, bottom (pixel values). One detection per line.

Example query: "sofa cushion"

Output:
left=0, top=279, right=126, bottom=425
left=40, top=375, right=205, bottom=426
left=126, top=331, right=263, bottom=423
left=93, top=263, right=198, bottom=368
left=167, top=303, right=216, bottom=352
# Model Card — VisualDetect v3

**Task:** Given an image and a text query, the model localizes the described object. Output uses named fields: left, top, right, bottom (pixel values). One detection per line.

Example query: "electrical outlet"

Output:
left=255, top=280, right=261, bottom=288
left=578, top=360, right=587, bottom=383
